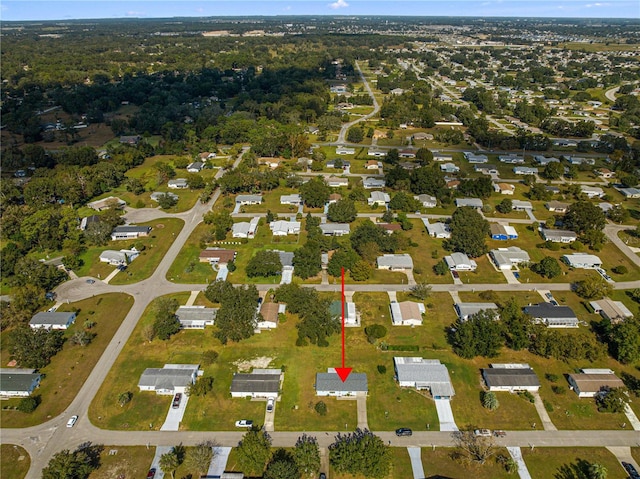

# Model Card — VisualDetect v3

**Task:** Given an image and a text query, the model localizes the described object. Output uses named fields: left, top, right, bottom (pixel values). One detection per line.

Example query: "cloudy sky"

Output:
left=2, top=0, right=638, bottom=21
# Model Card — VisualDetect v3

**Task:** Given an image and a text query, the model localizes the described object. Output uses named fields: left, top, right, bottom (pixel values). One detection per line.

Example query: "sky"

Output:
left=1, top=0, right=638, bottom=21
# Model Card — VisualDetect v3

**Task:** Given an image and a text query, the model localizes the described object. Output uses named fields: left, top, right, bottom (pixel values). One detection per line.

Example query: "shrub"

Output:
left=543, top=400, right=554, bottom=413
left=612, top=265, right=628, bottom=275
left=545, top=373, right=560, bottom=382
left=518, top=391, right=535, bottom=403
left=17, top=395, right=40, bottom=413
left=482, top=391, right=499, bottom=410
left=551, top=385, right=566, bottom=395
left=201, top=350, right=219, bottom=365
left=377, top=365, right=387, bottom=374
left=365, top=324, right=387, bottom=340
left=314, top=401, right=327, bottom=416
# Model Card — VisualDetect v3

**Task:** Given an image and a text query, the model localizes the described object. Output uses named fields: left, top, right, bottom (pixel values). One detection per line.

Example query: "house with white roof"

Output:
left=433, top=153, right=453, bottom=162
left=499, top=155, right=525, bottom=164
left=580, top=185, right=605, bottom=199
left=444, top=252, right=477, bottom=271
left=423, top=219, right=451, bottom=239
left=150, top=192, right=178, bottom=203
left=280, top=194, right=302, bottom=205
left=440, top=162, right=460, bottom=173
left=187, top=161, right=204, bottom=173
left=414, top=194, right=437, bottom=208
left=490, top=247, right=530, bottom=270
left=138, top=364, right=200, bottom=395
left=475, top=165, right=499, bottom=175
left=377, top=254, right=413, bottom=270
left=464, top=152, right=488, bottom=164
left=494, top=183, right=515, bottom=195
left=514, top=166, right=539, bottom=175
left=110, top=225, right=152, bottom=241
left=512, top=200, right=532, bottom=211
left=232, top=217, right=260, bottom=239
left=390, top=301, right=425, bottom=326
left=99, top=248, right=140, bottom=266
left=534, top=155, right=561, bottom=165
left=619, top=187, right=640, bottom=198
left=176, top=306, right=217, bottom=329
left=454, top=302, right=499, bottom=321
left=455, top=198, right=483, bottom=208
left=326, top=176, right=348, bottom=188
left=368, top=191, right=390, bottom=206
left=394, top=357, right=455, bottom=398
left=270, top=220, right=300, bottom=236
left=236, top=195, right=263, bottom=205
left=88, top=196, right=126, bottom=211
left=320, top=223, right=351, bottom=236
left=546, top=201, right=570, bottom=213
left=541, top=228, right=577, bottom=243
left=363, top=177, right=386, bottom=189
left=168, top=178, right=188, bottom=189
left=562, top=253, right=602, bottom=269
left=336, top=146, right=355, bottom=155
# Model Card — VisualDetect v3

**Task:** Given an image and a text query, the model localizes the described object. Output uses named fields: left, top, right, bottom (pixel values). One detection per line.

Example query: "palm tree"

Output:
left=588, top=462, right=607, bottom=479
left=159, top=450, right=179, bottom=479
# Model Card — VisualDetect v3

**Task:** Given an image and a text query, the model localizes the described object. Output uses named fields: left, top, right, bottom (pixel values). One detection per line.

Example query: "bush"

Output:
left=377, top=365, right=387, bottom=374
left=201, top=350, right=219, bottom=365
left=543, top=400, right=554, bottom=413
left=315, top=401, right=327, bottom=416
left=545, top=373, right=560, bottom=382
left=482, top=391, right=499, bottom=410
left=612, top=265, right=628, bottom=275
left=365, top=324, right=387, bottom=340
left=17, top=395, right=40, bottom=413
left=551, top=385, right=566, bottom=395
left=518, top=391, right=535, bottom=403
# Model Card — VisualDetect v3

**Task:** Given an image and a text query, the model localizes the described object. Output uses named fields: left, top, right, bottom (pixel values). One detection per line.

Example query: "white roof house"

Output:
left=511, top=200, right=533, bottom=210
left=168, top=178, right=188, bottom=189
left=232, top=217, right=260, bottom=239
left=541, top=228, right=577, bottom=243
left=99, top=248, right=140, bottom=266
left=390, top=301, right=425, bottom=326
left=514, top=167, right=539, bottom=175
left=440, top=162, right=460, bottom=173
left=394, top=357, right=455, bottom=398
left=327, top=176, right=349, bottom=188
left=499, top=155, right=525, bottom=164
left=87, top=196, right=126, bottom=211
left=590, top=298, right=633, bottom=324
left=562, top=253, right=602, bottom=269
left=138, top=364, right=200, bottom=395
left=414, top=194, right=437, bottom=208
left=377, top=254, right=414, bottom=270
left=534, top=155, right=560, bottom=165
left=619, top=187, right=640, bottom=198
left=176, top=306, right=217, bottom=329
left=368, top=191, right=390, bottom=206
left=363, top=177, right=386, bottom=189
left=464, top=152, right=488, bottom=164
left=454, top=303, right=499, bottom=321
left=423, top=219, right=451, bottom=239
left=150, top=192, right=179, bottom=202
left=336, top=146, right=355, bottom=155
left=236, top=194, right=263, bottom=205
left=490, top=247, right=530, bottom=270
left=280, top=194, right=302, bottom=205
left=433, top=153, right=453, bottom=162
left=320, top=223, right=351, bottom=236
left=187, top=161, right=204, bottom=172
left=29, top=312, right=76, bottom=330
left=580, top=185, right=605, bottom=199
left=270, top=220, right=301, bottom=236
left=444, top=252, right=477, bottom=271
left=455, top=198, right=483, bottom=208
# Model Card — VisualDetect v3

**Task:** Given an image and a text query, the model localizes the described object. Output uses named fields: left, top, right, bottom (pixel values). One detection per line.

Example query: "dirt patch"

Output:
left=155, top=224, right=165, bottom=229
left=233, top=356, right=273, bottom=372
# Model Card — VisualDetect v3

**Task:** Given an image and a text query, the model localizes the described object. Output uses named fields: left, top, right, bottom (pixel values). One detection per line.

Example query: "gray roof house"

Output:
left=455, top=198, right=483, bottom=208
left=231, top=369, right=282, bottom=398
left=377, top=254, right=413, bottom=270
left=490, top=247, right=530, bottom=270
left=454, top=302, right=499, bottom=321
left=320, top=223, right=351, bottom=236
left=315, top=369, right=368, bottom=397
left=394, top=357, right=455, bottom=398
left=511, top=200, right=532, bottom=210
left=87, top=196, right=126, bottom=211
left=327, top=176, right=349, bottom=188
left=232, top=217, right=260, bottom=239
left=150, top=192, right=179, bottom=202
left=541, top=228, right=577, bottom=243
left=482, top=364, right=541, bottom=392
left=29, top=312, right=76, bottom=330
left=99, top=248, right=139, bottom=266
left=423, top=219, right=451, bottom=239
left=110, top=225, right=152, bottom=241
left=368, top=191, right=390, bottom=206
left=236, top=195, right=263, bottom=205
left=562, top=253, right=602, bottom=269
left=524, top=303, right=579, bottom=328
left=414, top=194, right=437, bottom=208
left=444, top=252, right=477, bottom=271
left=168, top=178, right=188, bottom=189
left=138, top=364, right=200, bottom=395
left=176, top=306, right=217, bottom=329
left=513, top=166, right=539, bottom=175
left=280, top=194, right=302, bottom=205
left=363, top=177, right=386, bottom=189
left=534, top=155, right=561, bottom=165
left=0, top=369, right=42, bottom=397
left=187, top=161, right=204, bottom=172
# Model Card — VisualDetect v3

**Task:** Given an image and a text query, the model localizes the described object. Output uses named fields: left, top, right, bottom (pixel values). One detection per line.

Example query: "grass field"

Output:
left=88, top=446, right=155, bottom=479
left=0, top=293, right=132, bottom=428
left=522, top=447, right=629, bottom=479
left=0, top=444, right=30, bottom=479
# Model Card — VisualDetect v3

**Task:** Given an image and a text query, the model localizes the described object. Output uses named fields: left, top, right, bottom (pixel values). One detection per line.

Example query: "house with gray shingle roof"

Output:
left=0, top=369, right=42, bottom=397
left=138, top=364, right=200, bottom=395
left=482, top=364, right=540, bottom=392
left=315, top=369, right=368, bottom=397
left=29, top=312, right=76, bottom=330
left=231, top=369, right=282, bottom=398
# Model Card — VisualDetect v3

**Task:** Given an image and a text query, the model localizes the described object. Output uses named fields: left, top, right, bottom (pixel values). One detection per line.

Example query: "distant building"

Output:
left=326, top=176, right=348, bottom=188
left=524, top=303, right=579, bottom=328
left=580, top=185, right=605, bottom=199
left=475, top=165, right=499, bottom=175
left=99, top=248, right=139, bottom=266
left=269, top=220, right=300, bottom=236
left=464, top=152, right=488, bottom=164
left=534, top=155, right=561, bottom=165
left=498, top=155, right=525, bottom=164
left=329, top=300, right=358, bottom=326
left=320, top=223, right=351, bottom=236
left=187, top=161, right=204, bottom=173
left=168, top=178, right=188, bottom=189
left=363, top=177, right=386, bottom=189
left=336, top=146, right=355, bottom=155
left=368, top=191, right=390, bottom=206
left=87, top=196, right=126, bottom=211
left=199, top=248, right=236, bottom=265
left=150, top=192, right=178, bottom=203
left=511, top=200, right=532, bottom=211
left=29, top=312, right=76, bottom=330
left=232, top=217, right=260, bottom=239
left=618, top=187, right=640, bottom=199
left=280, top=194, right=302, bottom=205
left=257, top=302, right=286, bottom=330
left=433, top=153, right=453, bottom=162
left=482, top=364, right=540, bottom=392
left=513, top=167, right=539, bottom=175
left=119, top=135, right=141, bottom=146
left=494, top=183, right=515, bottom=195
left=440, top=162, right=460, bottom=173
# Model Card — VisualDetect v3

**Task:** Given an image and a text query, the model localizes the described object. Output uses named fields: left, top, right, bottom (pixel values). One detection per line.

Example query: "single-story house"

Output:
left=523, top=302, right=579, bottom=328
left=562, top=253, right=602, bottom=269
left=580, top=185, right=605, bottom=199
left=568, top=157, right=594, bottom=166
left=475, top=165, right=499, bottom=175
left=377, top=254, right=414, bottom=270
left=138, top=364, right=200, bottom=395
left=513, top=167, right=539, bottom=175
left=490, top=247, right=530, bottom=270
left=433, top=153, right=453, bottom=162
left=455, top=198, right=483, bottom=209
left=447, top=180, right=461, bottom=189
left=512, top=200, right=533, bottom=211
left=399, top=161, right=418, bottom=170
left=390, top=301, right=425, bottom=326
left=270, top=220, right=301, bottom=236
left=541, top=228, right=577, bottom=243
left=619, top=187, right=640, bottom=199
left=494, top=183, right=515, bottom=195
left=259, top=157, right=282, bottom=169
left=328, top=193, right=342, bottom=204
left=440, top=162, right=460, bottom=173
left=490, top=224, right=518, bottom=240
left=120, top=135, right=141, bottom=145
left=232, top=217, right=260, bottom=239
left=499, top=155, right=525, bottom=164
left=423, top=219, right=451, bottom=239
left=257, top=302, right=286, bottom=330
left=280, top=194, right=302, bottom=205
left=326, top=159, right=350, bottom=170
left=545, top=186, right=561, bottom=194
left=272, top=250, right=294, bottom=268
left=187, top=161, right=204, bottom=173
left=412, top=132, right=433, bottom=141
left=368, top=191, right=390, bottom=206
left=590, top=298, right=634, bottom=324
left=327, top=176, right=348, bottom=188
left=150, top=192, right=178, bottom=203
left=199, top=152, right=217, bottom=160
left=378, top=223, right=402, bottom=234
left=398, top=149, right=415, bottom=159
left=394, top=357, right=455, bottom=398
left=315, top=369, right=368, bottom=397
left=231, top=369, right=282, bottom=398
left=176, top=306, right=217, bottom=329
left=552, top=139, right=577, bottom=147
left=546, top=201, right=570, bottom=213
left=236, top=195, right=263, bottom=205
left=320, top=223, right=351, bottom=236
left=366, top=160, right=383, bottom=169
left=465, top=152, right=488, bottom=164
left=363, top=177, right=386, bottom=189
left=99, top=248, right=139, bottom=266
left=567, top=369, right=625, bottom=398
left=168, top=178, right=188, bottom=189
left=336, top=146, right=355, bottom=155
left=444, top=252, right=477, bottom=271
left=482, top=364, right=541, bottom=392
left=29, top=311, right=76, bottom=330
left=599, top=202, right=614, bottom=213
left=534, top=155, right=561, bottom=165
left=110, top=225, right=152, bottom=241
left=199, top=248, right=236, bottom=264
left=390, top=88, right=405, bottom=96
left=414, top=194, right=437, bottom=208
left=329, top=300, right=359, bottom=326
left=79, top=215, right=100, bottom=231
left=597, top=168, right=615, bottom=179
left=454, top=302, right=499, bottom=321
left=0, top=369, right=42, bottom=397
left=87, top=196, right=126, bottom=211
left=367, top=149, right=386, bottom=158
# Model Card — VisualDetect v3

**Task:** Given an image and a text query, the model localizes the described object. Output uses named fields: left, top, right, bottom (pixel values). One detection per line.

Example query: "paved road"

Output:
left=605, top=86, right=620, bottom=102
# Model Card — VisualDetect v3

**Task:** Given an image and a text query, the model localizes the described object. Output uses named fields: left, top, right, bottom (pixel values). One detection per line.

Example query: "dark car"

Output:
left=319, top=474, right=327, bottom=479
left=172, top=393, right=182, bottom=409
left=147, top=468, right=156, bottom=479
left=622, top=462, right=640, bottom=479
left=395, top=427, right=412, bottom=437
left=452, top=271, right=459, bottom=279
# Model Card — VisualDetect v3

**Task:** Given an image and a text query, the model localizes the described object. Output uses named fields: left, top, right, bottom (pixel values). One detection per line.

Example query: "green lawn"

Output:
left=523, top=447, right=628, bottom=479
left=457, top=255, right=507, bottom=285
left=88, top=446, right=155, bottom=479
left=238, top=188, right=302, bottom=215
left=0, top=293, right=132, bottom=428
left=421, top=447, right=515, bottom=479
left=0, top=444, right=30, bottom=479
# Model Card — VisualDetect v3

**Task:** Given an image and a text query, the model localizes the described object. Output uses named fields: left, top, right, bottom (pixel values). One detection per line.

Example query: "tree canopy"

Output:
left=445, top=207, right=489, bottom=258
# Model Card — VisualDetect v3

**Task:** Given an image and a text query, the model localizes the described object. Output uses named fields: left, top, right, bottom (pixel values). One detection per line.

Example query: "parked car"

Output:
left=47, top=307, right=57, bottom=312
left=622, top=462, right=640, bottom=479
left=319, top=474, right=326, bottom=479
left=235, top=420, right=253, bottom=428
left=172, top=393, right=182, bottom=409
left=395, top=427, right=412, bottom=437
left=474, top=429, right=492, bottom=437
left=266, top=397, right=275, bottom=412
left=66, top=415, right=78, bottom=428
left=147, top=468, right=156, bottom=479
left=545, top=292, right=553, bottom=300
left=452, top=271, right=459, bottom=279
left=86, top=279, right=95, bottom=284
left=45, top=292, right=57, bottom=301
left=493, top=430, right=506, bottom=437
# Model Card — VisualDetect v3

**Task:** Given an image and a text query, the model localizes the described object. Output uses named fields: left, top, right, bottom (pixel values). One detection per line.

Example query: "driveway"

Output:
left=407, top=447, right=425, bottom=479
left=502, top=270, right=520, bottom=284
left=434, top=398, right=458, bottom=431
left=264, top=400, right=275, bottom=432
left=205, top=446, right=232, bottom=478
left=160, top=395, right=189, bottom=431
left=507, top=446, right=533, bottom=479
left=356, top=392, right=368, bottom=429
left=149, top=446, right=173, bottom=479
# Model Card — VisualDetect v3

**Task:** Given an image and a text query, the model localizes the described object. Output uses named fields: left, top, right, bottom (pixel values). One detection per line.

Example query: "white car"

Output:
left=235, top=420, right=253, bottom=428
left=67, top=415, right=78, bottom=428
left=266, top=398, right=275, bottom=412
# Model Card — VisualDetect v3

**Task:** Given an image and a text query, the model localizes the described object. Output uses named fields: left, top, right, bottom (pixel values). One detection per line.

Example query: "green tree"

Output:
left=185, top=441, right=216, bottom=478
left=327, top=199, right=357, bottom=223
left=329, top=429, right=391, bottom=478
left=293, top=243, right=322, bottom=280
left=482, top=391, right=499, bottom=411
left=118, top=391, right=132, bottom=407
left=246, top=250, right=282, bottom=278
left=542, top=161, right=564, bottom=179
left=564, top=201, right=606, bottom=235
left=531, top=256, right=562, bottom=279
left=215, top=284, right=260, bottom=344
left=264, top=449, right=300, bottom=479
left=153, top=297, right=180, bottom=341
left=446, top=207, right=489, bottom=258
left=300, top=177, right=330, bottom=208
left=42, top=446, right=100, bottom=479
left=409, top=283, right=432, bottom=300
left=610, top=317, right=640, bottom=364
left=327, top=248, right=359, bottom=277
left=501, top=299, right=532, bottom=351
left=314, top=401, right=327, bottom=416
left=449, top=310, right=504, bottom=359
left=596, top=387, right=628, bottom=413
left=574, top=276, right=613, bottom=300
left=346, top=126, right=364, bottom=143
left=607, top=205, right=630, bottom=224
left=588, top=463, right=608, bottom=479
left=187, top=173, right=206, bottom=189
left=389, top=192, right=420, bottom=212
left=350, top=260, right=372, bottom=281
left=159, top=450, right=180, bottom=479
left=236, top=428, right=272, bottom=476
left=187, top=376, right=214, bottom=396
left=157, top=193, right=178, bottom=210
left=293, top=434, right=321, bottom=477
left=495, top=198, right=513, bottom=214
left=10, top=326, right=66, bottom=369
left=17, top=395, right=40, bottom=413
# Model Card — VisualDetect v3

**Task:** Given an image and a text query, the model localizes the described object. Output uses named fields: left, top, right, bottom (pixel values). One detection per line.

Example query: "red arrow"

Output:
left=335, top=267, right=352, bottom=382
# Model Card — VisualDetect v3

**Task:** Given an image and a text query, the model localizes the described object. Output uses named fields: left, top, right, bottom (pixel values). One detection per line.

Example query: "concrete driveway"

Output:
left=264, top=400, right=276, bottom=432
left=356, top=392, right=368, bottom=429
left=205, top=446, right=232, bottom=478
left=507, top=446, right=532, bottom=479
left=149, top=445, right=173, bottom=479
left=434, top=398, right=458, bottom=431
left=160, top=395, right=189, bottom=431
left=407, top=447, right=425, bottom=479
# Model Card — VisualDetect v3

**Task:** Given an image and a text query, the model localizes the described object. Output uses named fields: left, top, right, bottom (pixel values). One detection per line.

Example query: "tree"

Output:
left=388, top=192, right=420, bottom=212
left=71, top=330, right=95, bottom=347
left=531, top=256, right=562, bottom=279
left=293, top=243, right=322, bottom=280
left=350, top=260, right=372, bottom=281
left=236, top=428, right=272, bottom=476
left=607, top=205, right=630, bottom=224
left=10, top=326, right=66, bottom=369
left=434, top=260, right=449, bottom=276
left=159, top=449, right=180, bottom=479
left=416, top=147, right=433, bottom=164
left=300, top=177, right=330, bottom=208
left=409, top=283, right=432, bottom=300
left=501, top=299, right=532, bottom=351
left=329, top=429, right=392, bottom=478
left=446, top=207, right=489, bottom=258
left=153, top=297, right=180, bottom=341
left=542, top=161, right=564, bottom=180
left=314, top=401, right=327, bottom=416
left=42, top=445, right=101, bottom=479
left=215, top=284, right=260, bottom=344
left=588, top=463, right=608, bottom=479
left=327, top=248, right=359, bottom=277
left=246, top=250, right=282, bottom=278
left=564, top=201, right=606, bottom=235
left=187, top=376, right=214, bottom=396
left=495, top=198, right=513, bottom=214
left=482, top=391, right=499, bottom=411
left=574, top=276, right=613, bottom=300
left=264, top=449, right=300, bottom=479
left=185, top=441, right=216, bottom=478
left=187, top=173, right=205, bottom=189
left=17, top=395, right=40, bottom=413
left=327, top=199, right=357, bottom=223
left=452, top=427, right=497, bottom=464
left=346, top=126, right=364, bottom=143
left=596, top=387, right=628, bottom=413
left=610, top=317, right=640, bottom=364
left=118, top=391, right=132, bottom=407
left=293, top=434, right=321, bottom=477
left=449, top=310, right=504, bottom=359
